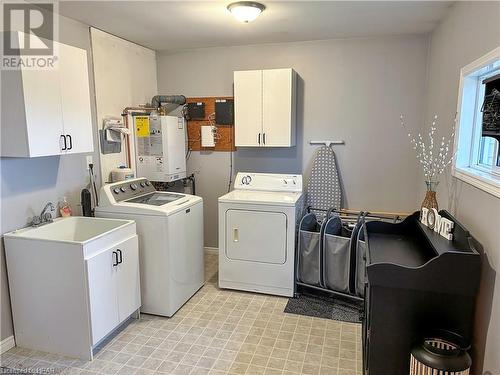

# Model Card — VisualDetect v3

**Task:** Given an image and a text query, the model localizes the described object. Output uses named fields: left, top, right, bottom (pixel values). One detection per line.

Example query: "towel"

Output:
left=103, top=117, right=130, bottom=143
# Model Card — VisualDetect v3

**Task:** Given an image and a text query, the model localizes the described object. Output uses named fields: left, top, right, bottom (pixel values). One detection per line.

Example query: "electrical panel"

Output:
left=215, top=99, right=234, bottom=125
left=186, top=102, right=205, bottom=120
left=134, top=115, right=186, bottom=182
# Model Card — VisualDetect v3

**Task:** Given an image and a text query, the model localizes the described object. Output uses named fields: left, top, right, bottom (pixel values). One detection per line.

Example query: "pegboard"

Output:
left=186, top=97, right=236, bottom=151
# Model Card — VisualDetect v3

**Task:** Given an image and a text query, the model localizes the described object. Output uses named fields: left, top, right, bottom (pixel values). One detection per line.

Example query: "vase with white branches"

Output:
left=400, top=114, right=456, bottom=211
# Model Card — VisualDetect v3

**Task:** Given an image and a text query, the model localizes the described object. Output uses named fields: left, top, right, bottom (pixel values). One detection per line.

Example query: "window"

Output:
left=454, top=47, right=500, bottom=198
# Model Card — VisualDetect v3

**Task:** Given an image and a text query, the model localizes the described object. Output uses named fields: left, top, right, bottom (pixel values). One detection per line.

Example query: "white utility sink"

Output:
left=6, top=216, right=132, bottom=243
left=4, top=216, right=140, bottom=360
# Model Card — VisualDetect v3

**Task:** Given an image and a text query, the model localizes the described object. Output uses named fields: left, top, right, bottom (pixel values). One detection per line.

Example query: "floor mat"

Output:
left=284, top=290, right=363, bottom=323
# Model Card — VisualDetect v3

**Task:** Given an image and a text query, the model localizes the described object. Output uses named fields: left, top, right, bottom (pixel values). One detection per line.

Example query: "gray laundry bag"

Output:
left=322, top=213, right=352, bottom=293
left=297, top=212, right=323, bottom=286
left=353, top=220, right=367, bottom=297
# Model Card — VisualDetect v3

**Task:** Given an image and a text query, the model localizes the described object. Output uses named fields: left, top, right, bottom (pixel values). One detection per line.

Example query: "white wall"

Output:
left=0, top=12, right=100, bottom=341
left=157, top=35, right=429, bottom=247
left=91, top=28, right=157, bottom=183
left=423, top=2, right=500, bottom=373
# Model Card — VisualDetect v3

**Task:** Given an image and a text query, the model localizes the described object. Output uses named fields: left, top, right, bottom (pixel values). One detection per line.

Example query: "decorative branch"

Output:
left=400, top=115, right=456, bottom=182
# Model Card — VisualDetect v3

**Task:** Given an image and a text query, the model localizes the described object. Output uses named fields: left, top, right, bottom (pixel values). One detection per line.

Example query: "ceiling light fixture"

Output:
left=227, top=1, right=265, bottom=23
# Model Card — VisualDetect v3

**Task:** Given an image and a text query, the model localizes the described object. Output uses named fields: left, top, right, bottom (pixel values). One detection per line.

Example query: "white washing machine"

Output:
left=218, top=172, right=304, bottom=297
left=96, top=177, right=204, bottom=317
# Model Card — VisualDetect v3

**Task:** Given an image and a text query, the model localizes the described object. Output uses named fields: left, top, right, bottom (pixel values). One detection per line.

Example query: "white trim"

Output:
left=0, top=335, right=16, bottom=354
left=452, top=166, right=500, bottom=198
left=454, top=46, right=500, bottom=198
left=460, top=46, right=500, bottom=77
left=204, top=247, right=218, bottom=255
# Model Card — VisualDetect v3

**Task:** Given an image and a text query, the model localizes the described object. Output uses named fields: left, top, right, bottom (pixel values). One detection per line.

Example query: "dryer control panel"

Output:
left=234, top=172, right=302, bottom=192
left=100, top=178, right=156, bottom=206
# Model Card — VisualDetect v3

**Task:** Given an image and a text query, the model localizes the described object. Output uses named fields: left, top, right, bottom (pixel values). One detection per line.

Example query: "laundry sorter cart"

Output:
left=298, top=143, right=404, bottom=301
left=295, top=207, right=403, bottom=302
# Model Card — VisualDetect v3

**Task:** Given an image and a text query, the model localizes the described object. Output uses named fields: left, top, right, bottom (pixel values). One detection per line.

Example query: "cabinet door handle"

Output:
left=60, top=135, right=67, bottom=151
left=112, top=251, right=118, bottom=267
left=66, top=135, right=73, bottom=150
left=117, top=249, right=123, bottom=264
left=233, top=228, right=239, bottom=242
left=263, top=133, right=266, bottom=145
left=258, top=133, right=261, bottom=145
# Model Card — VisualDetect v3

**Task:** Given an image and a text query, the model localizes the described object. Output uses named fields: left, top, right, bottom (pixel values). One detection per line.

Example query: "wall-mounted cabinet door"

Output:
left=234, top=70, right=263, bottom=146
left=59, top=43, right=94, bottom=154
left=21, top=64, right=65, bottom=157
left=262, top=69, right=296, bottom=147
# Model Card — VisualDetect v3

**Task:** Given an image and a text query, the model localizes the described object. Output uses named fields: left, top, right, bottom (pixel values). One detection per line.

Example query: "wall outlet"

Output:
left=86, top=155, right=93, bottom=169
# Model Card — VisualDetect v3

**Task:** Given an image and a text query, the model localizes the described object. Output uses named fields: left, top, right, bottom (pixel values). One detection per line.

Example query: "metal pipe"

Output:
left=151, top=95, right=186, bottom=109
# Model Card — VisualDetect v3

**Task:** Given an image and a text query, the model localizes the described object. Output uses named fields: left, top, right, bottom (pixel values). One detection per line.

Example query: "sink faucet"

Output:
left=31, top=202, right=55, bottom=227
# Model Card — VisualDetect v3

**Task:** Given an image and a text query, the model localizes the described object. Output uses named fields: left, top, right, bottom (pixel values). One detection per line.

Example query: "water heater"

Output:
left=134, top=114, right=186, bottom=182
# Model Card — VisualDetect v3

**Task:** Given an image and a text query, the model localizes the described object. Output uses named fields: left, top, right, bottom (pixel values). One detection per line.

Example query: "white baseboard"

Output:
left=0, top=335, right=15, bottom=354
left=204, top=247, right=218, bottom=255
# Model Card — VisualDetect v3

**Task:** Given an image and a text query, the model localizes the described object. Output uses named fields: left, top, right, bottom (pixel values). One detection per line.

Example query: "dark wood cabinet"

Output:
left=362, top=211, right=480, bottom=375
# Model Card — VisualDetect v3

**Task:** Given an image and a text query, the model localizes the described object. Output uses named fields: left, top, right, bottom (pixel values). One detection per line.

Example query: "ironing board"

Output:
left=307, top=146, right=342, bottom=219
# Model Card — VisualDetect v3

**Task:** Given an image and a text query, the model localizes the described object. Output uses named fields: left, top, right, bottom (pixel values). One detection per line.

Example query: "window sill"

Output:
left=452, top=166, right=500, bottom=198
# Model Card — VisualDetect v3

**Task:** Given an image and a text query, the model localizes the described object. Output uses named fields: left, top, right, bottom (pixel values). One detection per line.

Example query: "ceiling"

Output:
left=58, top=1, right=453, bottom=51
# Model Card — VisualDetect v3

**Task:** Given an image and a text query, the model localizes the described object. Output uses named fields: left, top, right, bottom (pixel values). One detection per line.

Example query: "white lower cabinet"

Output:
left=115, top=238, right=141, bottom=322
left=87, top=235, right=140, bottom=345
left=87, top=248, right=119, bottom=345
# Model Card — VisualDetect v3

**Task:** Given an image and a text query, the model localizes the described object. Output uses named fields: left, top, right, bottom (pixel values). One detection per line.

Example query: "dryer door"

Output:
left=225, top=209, right=287, bottom=264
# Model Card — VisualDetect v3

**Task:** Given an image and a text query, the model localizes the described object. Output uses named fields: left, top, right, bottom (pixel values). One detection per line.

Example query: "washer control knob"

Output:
left=140, top=182, right=146, bottom=188
left=145, top=181, right=151, bottom=186
left=120, top=187, right=126, bottom=192
left=130, top=183, right=138, bottom=190
left=113, top=188, right=120, bottom=194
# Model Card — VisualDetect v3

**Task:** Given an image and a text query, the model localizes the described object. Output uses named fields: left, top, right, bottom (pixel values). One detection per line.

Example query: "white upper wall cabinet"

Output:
left=58, top=42, right=94, bottom=155
left=234, top=70, right=263, bottom=147
left=1, top=32, right=94, bottom=157
left=234, top=68, right=297, bottom=147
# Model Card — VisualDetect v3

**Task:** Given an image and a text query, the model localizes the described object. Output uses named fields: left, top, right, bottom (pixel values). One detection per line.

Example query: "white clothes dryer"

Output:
left=218, top=173, right=304, bottom=297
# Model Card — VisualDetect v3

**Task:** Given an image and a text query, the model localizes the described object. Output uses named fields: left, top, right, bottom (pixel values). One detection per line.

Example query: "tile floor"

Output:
left=0, top=253, right=362, bottom=375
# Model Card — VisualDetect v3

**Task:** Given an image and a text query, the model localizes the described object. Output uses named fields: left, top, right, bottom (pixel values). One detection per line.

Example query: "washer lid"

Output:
left=125, top=192, right=185, bottom=206
left=96, top=193, right=202, bottom=217
left=219, top=190, right=302, bottom=206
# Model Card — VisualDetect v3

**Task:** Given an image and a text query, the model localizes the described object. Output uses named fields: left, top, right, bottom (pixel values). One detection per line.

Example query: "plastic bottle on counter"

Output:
left=59, top=197, right=72, bottom=217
